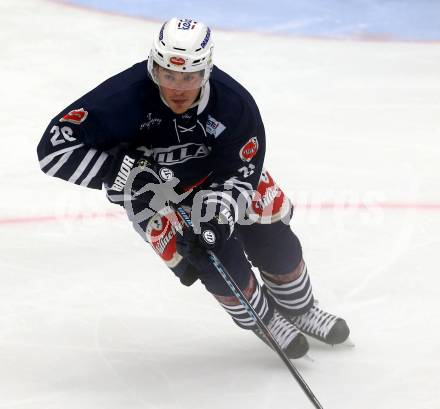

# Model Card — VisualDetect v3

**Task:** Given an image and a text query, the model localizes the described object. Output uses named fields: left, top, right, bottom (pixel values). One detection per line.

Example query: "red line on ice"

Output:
left=1, top=202, right=440, bottom=225
left=299, top=202, right=440, bottom=210
left=0, top=211, right=125, bottom=225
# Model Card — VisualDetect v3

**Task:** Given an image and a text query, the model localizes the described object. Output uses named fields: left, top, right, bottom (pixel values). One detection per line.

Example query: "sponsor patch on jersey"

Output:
left=60, top=108, right=88, bottom=125
left=140, top=113, right=162, bottom=131
left=170, top=56, right=185, bottom=66
left=239, top=136, right=259, bottom=162
left=206, top=115, right=226, bottom=138
left=152, top=142, right=210, bottom=165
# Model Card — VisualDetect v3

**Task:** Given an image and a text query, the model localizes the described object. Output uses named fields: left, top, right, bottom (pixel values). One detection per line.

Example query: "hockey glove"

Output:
left=179, top=263, right=200, bottom=287
left=176, top=219, right=229, bottom=256
left=175, top=222, right=227, bottom=280
left=104, top=147, right=161, bottom=207
left=176, top=191, right=236, bottom=256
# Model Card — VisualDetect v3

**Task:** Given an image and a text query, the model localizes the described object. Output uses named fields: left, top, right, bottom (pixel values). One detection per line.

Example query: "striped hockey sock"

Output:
left=218, top=281, right=273, bottom=330
left=217, top=277, right=310, bottom=358
left=261, top=262, right=314, bottom=316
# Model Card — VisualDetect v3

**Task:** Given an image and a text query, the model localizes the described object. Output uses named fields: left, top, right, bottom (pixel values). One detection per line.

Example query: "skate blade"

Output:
left=302, top=353, right=315, bottom=362
left=343, top=337, right=356, bottom=347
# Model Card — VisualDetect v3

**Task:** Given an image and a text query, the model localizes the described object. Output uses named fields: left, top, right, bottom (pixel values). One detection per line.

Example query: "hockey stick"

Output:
left=172, top=204, right=325, bottom=409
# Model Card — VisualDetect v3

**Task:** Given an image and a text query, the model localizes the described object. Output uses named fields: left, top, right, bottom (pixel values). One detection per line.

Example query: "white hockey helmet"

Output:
left=148, top=18, right=214, bottom=90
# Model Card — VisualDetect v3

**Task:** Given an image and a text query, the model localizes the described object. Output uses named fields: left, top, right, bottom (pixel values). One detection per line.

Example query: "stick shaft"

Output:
left=174, top=206, right=324, bottom=409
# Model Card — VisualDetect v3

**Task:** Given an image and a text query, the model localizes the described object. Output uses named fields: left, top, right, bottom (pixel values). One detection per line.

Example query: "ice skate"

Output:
left=288, top=303, right=350, bottom=345
left=254, top=310, right=309, bottom=359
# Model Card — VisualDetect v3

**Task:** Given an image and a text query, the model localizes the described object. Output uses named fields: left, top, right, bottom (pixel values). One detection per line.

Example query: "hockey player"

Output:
left=37, top=18, right=350, bottom=359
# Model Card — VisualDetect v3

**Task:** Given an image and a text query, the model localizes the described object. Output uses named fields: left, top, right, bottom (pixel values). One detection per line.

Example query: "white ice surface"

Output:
left=1, top=1, right=440, bottom=408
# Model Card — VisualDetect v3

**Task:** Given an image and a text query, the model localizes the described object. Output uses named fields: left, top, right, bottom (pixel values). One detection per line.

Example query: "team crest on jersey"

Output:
left=239, top=136, right=259, bottom=162
left=60, top=108, right=88, bottom=125
left=206, top=115, right=226, bottom=138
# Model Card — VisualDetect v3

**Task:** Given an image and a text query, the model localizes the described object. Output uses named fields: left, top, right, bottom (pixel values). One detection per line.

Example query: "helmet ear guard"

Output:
left=148, top=18, right=214, bottom=88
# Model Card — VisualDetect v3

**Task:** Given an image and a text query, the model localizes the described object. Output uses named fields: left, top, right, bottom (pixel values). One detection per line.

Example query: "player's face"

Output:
left=154, top=66, right=204, bottom=114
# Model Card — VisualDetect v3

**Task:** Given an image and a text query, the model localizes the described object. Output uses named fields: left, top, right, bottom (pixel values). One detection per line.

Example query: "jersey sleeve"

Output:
left=36, top=61, right=149, bottom=190
left=205, top=100, right=266, bottom=224
left=37, top=105, right=116, bottom=190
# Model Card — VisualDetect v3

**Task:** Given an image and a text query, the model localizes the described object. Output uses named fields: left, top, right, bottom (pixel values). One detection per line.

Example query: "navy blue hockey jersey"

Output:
left=37, top=61, right=266, bottom=219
